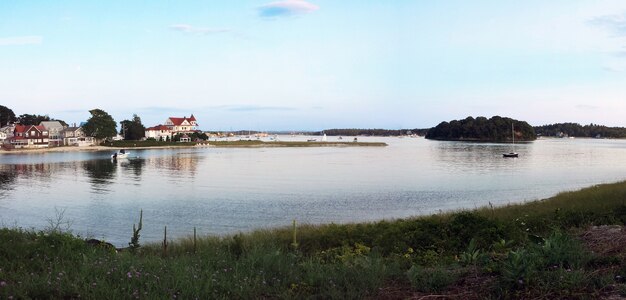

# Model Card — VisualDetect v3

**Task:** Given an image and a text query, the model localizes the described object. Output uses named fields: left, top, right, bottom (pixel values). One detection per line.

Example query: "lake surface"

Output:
left=1, top=136, right=625, bottom=247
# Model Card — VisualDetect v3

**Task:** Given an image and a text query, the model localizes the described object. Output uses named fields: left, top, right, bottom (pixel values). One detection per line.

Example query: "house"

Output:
left=164, top=115, right=199, bottom=134
left=62, top=127, right=94, bottom=146
left=145, top=125, right=172, bottom=141
left=10, top=125, right=49, bottom=148
left=0, top=125, right=14, bottom=143
left=40, top=121, right=66, bottom=147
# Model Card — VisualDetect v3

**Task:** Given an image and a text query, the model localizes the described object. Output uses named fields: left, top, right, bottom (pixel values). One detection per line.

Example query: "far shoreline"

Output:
left=0, top=140, right=387, bottom=155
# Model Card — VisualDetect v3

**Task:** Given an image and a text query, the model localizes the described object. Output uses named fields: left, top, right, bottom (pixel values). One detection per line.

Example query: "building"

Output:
left=40, top=121, right=66, bottom=146
left=0, top=125, right=14, bottom=143
left=164, top=115, right=199, bottom=134
left=145, top=125, right=172, bottom=141
left=62, top=127, right=94, bottom=146
left=10, top=125, right=49, bottom=148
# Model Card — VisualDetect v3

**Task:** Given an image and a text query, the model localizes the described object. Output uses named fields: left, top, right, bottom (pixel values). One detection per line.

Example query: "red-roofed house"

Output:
left=10, top=125, right=49, bottom=148
left=164, top=115, right=199, bottom=134
left=145, top=125, right=172, bottom=141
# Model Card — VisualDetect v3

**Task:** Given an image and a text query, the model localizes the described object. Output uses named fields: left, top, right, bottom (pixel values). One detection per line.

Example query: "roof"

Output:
left=62, top=127, right=82, bottom=133
left=146, top=125, right=171, bottom=131
left=167, top=115, right=197, bottom=126
left=40, top=121, right=64, bottom=129
left=13, top=125, right=46, bottom=135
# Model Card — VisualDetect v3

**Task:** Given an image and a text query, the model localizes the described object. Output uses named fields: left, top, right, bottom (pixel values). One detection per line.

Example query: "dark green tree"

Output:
left=83, top=109, right=117, bottom=143
left=0, top=105, right=16, bottom=126
left=119, top=114, right=146, bottom=140
left=17, top=113, right=50, bottom=125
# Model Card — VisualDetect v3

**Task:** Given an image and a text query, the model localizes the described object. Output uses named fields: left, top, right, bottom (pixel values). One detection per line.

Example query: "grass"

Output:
left=1, top=181, right=626, bottom=298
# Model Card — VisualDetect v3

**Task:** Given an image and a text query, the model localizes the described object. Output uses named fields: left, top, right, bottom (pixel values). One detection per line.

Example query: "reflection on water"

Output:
left=0, top=137, right=625, bottom=247
left=82, top=159, right=117, bottom=191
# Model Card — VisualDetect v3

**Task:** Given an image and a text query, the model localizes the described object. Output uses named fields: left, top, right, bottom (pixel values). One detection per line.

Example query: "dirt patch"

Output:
left=580, top=225, right=626, bottom=258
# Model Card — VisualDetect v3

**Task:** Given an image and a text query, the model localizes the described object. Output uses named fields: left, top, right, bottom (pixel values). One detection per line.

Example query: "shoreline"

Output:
left=0, top=141, right=387, bottom=154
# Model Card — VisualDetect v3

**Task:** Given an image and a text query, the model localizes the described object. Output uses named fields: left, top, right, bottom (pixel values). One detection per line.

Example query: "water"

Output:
left=1, top=136, right=625, bottom=246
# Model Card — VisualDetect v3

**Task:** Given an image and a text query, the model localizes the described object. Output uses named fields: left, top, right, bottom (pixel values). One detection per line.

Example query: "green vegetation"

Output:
left=426, top=116, right=536, bottom=142
left=119, top=114, right=146, bottom=141
left=83, top=109, right=117, bottom=142
left=2, top=181, right=626, bottom=298
left=0, top=105, right=16, bottom=126
left=534, top=122, right=626, bottom=138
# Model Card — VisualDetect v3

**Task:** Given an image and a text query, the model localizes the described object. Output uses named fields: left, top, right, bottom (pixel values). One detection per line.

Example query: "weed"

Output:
left=407, top=265, right=457, bottom=292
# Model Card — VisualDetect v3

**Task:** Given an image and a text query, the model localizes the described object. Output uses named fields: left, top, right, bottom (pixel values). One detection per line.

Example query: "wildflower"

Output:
left=0, top=281, right=6, bottom=287
left=127, top=272, right=132, bottom=278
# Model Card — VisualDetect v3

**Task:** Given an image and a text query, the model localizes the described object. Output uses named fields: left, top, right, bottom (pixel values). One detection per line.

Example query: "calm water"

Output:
left=1, top=137, right=625, bottom=247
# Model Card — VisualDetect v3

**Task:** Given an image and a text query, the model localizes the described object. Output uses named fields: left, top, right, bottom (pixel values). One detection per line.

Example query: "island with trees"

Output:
left=425, top=116, right=536, bottom=142
left=534, top=123, right=626, bottom=138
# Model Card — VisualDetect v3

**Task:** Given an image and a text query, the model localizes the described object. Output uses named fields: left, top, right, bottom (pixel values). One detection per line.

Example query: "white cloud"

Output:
left=259, top=0, right=319, bottom=18
left=589, top=13, right=626, bottom=36
left=0, top=36, right=43, bottom=46
left=169, top=24, right=230, bottom=35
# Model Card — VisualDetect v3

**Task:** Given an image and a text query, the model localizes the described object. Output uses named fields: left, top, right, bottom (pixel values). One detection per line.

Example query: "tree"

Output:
left=17, top=113, right=50, bottom=125
left=82, top=109, right=117, bottom=143
left=119, top=114, right=146, bottom=140
left=0, top=105, right=16, bottom=126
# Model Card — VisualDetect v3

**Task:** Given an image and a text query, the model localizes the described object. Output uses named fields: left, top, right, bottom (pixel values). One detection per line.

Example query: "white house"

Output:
left=145, top=125, right=172, bottom=141
left=40, top=121, right=66, bottom=146
left=62, top=127, right=94, bottom=146
left=164, top=115, right=199, bottom=134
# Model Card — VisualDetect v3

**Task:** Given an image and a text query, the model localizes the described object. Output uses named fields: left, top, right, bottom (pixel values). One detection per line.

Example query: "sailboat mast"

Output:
left=512, top=123, right=514, bottom=144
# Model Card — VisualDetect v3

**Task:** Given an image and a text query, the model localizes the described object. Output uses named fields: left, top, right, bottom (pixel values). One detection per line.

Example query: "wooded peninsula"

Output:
left=425, top=116, right=536, bottom=142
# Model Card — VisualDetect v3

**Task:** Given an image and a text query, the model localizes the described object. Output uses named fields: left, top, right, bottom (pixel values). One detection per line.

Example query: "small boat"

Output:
left=503, top=152, right=518, bottom=158
left=503, top=123, right=518, bottom=158
left=112, top=149, right=129, bottom=159
left=307, top=139, right=317, bottom=142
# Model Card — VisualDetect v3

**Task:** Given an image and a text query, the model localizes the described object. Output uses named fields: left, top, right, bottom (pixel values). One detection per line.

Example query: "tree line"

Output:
left=534, top=123, right=626, bottom=138
left=319, top=128, right=429, bottom=136
left=425, top=116, right=536, bottom=142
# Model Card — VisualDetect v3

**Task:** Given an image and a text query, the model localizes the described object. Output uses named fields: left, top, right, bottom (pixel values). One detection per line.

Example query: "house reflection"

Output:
left=146, top=154, right=202, bottom=177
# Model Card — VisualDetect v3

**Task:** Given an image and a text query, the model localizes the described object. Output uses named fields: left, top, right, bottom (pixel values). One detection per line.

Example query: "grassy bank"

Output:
left=1, top=181, right=626, bottom=298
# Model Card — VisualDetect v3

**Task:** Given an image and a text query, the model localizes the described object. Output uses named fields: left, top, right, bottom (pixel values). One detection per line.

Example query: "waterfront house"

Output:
left=0, top=125, right=14, bottom=143
left=40, top=121, right=66, bottom=147
left=62, top=127, right=94, bottom=146
left=10, top=125, right=49, bottom=148
left=164, top=115, right=199, bottom=134
left=145, top=125, right=172, bottom=141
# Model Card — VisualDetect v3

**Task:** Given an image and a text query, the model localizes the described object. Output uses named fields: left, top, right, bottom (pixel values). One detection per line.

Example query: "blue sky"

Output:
left=1, top=0, right=626, bottom=130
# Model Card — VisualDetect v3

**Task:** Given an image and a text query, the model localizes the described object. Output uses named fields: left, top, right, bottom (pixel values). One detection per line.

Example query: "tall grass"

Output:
left=1, top=181, right=625, bottom=298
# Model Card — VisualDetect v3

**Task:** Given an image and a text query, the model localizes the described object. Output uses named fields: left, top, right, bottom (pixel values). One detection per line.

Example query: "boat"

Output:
left=111, top=149, right=129, bottom=159
left=503, top=124, right=518, bottom=158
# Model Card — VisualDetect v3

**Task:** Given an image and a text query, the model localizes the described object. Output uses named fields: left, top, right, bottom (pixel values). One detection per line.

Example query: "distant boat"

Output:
left=503, top=124, right=518, bottom=158
left=112, top=149, right=129, bottom=159
left=307, top=139, right=317, bottom=142
left=321, top=133, right=327, bottom=142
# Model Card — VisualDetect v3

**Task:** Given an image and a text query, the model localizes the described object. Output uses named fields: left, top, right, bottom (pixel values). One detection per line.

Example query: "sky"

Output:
left=1, top=0, right=626, bottom=131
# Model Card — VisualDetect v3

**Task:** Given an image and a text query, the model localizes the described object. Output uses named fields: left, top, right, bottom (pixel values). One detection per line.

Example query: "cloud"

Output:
left=258, top=0, right=319, bottom=18
left=589, top=14, right=626, bottom=36
left=575, top=104, right=599, bottom=110
left=0, top=35, right=43, bottom=46
left=170, top=24, right=230, bottom=35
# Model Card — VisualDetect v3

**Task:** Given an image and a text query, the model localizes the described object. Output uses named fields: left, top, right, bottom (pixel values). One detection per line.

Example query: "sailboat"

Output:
left=503, top=123, right=519, bottom=158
